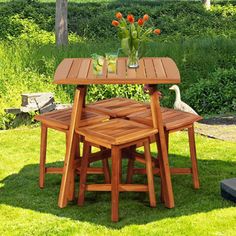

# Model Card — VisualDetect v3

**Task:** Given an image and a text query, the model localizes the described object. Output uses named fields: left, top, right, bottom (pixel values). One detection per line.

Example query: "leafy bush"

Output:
left=184, top=68, right=236, bottom=114
left=0, top=1, right=236, bottom=128
left=0, top=1, right=236, bottom=41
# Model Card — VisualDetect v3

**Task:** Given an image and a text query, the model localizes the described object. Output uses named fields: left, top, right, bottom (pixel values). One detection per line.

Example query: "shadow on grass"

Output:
left=0, top=154, right=236, bottom=228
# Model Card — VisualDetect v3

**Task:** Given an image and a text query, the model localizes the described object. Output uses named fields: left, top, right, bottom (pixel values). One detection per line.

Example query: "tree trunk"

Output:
left=55, top=0, right=68, bottom=46
left=202, top=0, right=211, bottom=10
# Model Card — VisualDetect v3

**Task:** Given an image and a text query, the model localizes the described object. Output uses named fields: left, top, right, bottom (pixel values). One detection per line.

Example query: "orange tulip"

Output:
left=127, top=14, right=135, bottom=24
left=154, top=28, right=161, bottom=35
left=143, top=14, right=149, bottom=22
left=138, top=18, right=144, bottom=26
left=116, top=12, right=123, bottom=19
left=112, top=20, right=119, bottom=27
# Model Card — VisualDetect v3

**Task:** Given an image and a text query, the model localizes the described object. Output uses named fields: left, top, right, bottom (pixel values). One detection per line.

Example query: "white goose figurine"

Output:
left=169, top=85, right=198, bottom=115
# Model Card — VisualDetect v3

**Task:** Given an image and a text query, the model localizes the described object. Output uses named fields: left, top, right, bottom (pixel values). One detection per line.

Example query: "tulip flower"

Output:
left=154, top=29, right=161, bottom=35
left=112, top=20, right=119, bottom=27
left=127, top=14, right=135, bottom=23
left=116, top=12, right=123, bottom=19
left=143, top=14, right=149, bottom=22
left=138, top=18, right=144, bottom=26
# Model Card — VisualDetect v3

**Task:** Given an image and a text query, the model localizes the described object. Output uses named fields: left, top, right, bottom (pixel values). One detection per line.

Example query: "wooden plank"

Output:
left=86, top=184, right=111, bottom=191
left=144, top=139, right=156, bottom=207
left=116, top=58, right=126, bottom=79
left=161, top=57, right=180, bottom=80
left=127, top=66, right=137, bottom=79
left=54, top=57, right=181, bottom=85
left=54, top=77, right=179, bottom=85
left=58, top=86, right=86, bottom=208
left=119, top=184, right=148, bottom=192
left=39, top=125, right=47, bottom=188
left=87, top=58, right=96, bottom=80
left=133, top=168, right=160, bottom=175
left=170, top=168, right=192, bottom=175
left=136, top=59, right=146, bottom=79
left=111, top=146, right=120, bottom=222
left=153, top=58, right=166, bottom=79
left=46, top=167, right=63, bottom=174
left=67, top=58, right=82, bottom=79
left=77, top=141, right=91, bottom=206
left=54, top=58, right=73, bottom=81
left=150, top=91, right=175, bottom=208
left=188, top=126, right=200, bottom=189
left=77, top=59, right=91, bottom=79
left=144, top=58, right=156, bottom=78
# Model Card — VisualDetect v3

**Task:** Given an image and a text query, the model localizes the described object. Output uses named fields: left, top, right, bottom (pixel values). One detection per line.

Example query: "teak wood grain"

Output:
left=54, top=57, right=180, bottom=85
left=127, top=108, right=202, bottom=132
left=35, top=107, right=110, bottom=191
left=127, top=107, right=202, bottom=192
left=76, top=119, right=157, bottom=222
left=55, top=57, right=181, bottom=213
left=86, top=98, right=149, bottom=118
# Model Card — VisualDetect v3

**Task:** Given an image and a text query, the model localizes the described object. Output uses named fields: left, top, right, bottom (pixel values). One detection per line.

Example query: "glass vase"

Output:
left=128, top=50, right=139, bottom=68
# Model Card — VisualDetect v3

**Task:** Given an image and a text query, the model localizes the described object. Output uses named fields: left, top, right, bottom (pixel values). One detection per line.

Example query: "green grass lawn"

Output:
left=0, top=127, right=236, bottom=235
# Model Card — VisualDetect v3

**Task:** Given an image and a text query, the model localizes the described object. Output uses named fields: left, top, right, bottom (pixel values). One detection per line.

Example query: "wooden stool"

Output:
left=75, top=119, right=157, bottom=222
left=35, top=108, right=111, bottom=194
left=86, top=97, right=149, bottom=118
left=127, top=108, right=202, bottom=190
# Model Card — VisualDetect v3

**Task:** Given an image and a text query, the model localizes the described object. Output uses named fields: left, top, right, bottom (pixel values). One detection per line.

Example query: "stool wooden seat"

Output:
left=127, top=108, right=202, bottom=189
left=86, top=97, right=149, bottom=118
left=34, top=108, right=110, bottom=192
left=75, top=118, right=158, bottom=222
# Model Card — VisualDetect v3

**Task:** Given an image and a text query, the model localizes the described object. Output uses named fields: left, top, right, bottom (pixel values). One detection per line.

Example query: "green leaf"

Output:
left=133, top=39, right=139, bottom=50
left=132, top=30, right=137, bottom=39
left=121, top=37, right=129, bottom=55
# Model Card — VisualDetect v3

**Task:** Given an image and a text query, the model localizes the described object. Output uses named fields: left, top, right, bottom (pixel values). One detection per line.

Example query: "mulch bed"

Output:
left=195, top=115, right=236, bottom=142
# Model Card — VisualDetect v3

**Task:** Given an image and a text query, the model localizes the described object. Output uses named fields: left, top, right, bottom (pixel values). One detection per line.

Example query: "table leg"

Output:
left=150, top=89, right=174, bottom=208
left=58, top=86, right=86, bottom=208
left=111, top=145, right=120, bottom=222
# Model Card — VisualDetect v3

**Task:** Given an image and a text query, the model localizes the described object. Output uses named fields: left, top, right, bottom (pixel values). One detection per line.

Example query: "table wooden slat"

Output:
left=143, top=58, right=156, bottom=79
left=153, top=58, right=166, bottom=79
left=136, top=59, right=146, bottom=79
left=87, top=59, right=96, bottom=80
left=54, top=58, right=73, bottom=82
left=127, top=66, right=137, bottom=79
left=67, top=58, right=82, bottom=80
left=77, top=59, right=91, bottom=79
left=117, top=58, right=126, bottom=79
left=54, top=57, right=180, bottom=85
left=162, top=57, right=180, bottom=80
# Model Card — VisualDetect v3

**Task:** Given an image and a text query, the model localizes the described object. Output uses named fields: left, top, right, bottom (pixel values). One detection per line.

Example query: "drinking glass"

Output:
left=106, top=53, right=117, bottom=73
left=92, top=54, right=104, bottom=76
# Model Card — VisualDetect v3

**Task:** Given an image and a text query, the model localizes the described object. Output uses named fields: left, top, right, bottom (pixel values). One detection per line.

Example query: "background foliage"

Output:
left=0, top=0, right=236, bottom=129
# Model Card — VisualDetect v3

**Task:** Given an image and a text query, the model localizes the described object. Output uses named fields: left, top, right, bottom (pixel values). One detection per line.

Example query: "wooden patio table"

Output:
left=53, top=57, right=180, bottom=209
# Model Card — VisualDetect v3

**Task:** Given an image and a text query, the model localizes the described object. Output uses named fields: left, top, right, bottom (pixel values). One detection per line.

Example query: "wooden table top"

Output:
left=54, top=57, right=180, bottom=85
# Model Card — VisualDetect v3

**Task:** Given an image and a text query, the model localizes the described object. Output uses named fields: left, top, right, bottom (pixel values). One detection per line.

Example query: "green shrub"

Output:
left=0, top=1, right=236, bottom=128
left=184, top=68, right=236, bottom=114
left=1, top=1, right=236, bottom=40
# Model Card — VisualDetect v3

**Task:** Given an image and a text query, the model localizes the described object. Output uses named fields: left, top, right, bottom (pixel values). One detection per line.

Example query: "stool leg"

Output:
left=165, top=131, right=169, bottom=153
left=78, top=141, right=91, bottom=206
left=102, top=158, right=111, bottom=184
left=156, top=134, right=167, bottom=204
left=111, top=146, right=120, bottom=222
left=188, top=125, right=200, bottom=189
left=126, top=145, right=136, bottom=184
left=39, top=124, right=48, bottom=188
left=101, top=147, right=111, bottom=184
left=144, top=140, right=156, bottom=207
left=74, top=133, right=80, bottom=160
left=68, top=132, right=80, bottom=201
